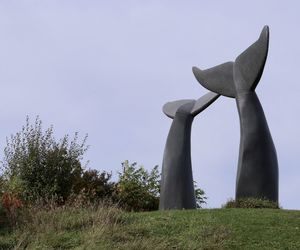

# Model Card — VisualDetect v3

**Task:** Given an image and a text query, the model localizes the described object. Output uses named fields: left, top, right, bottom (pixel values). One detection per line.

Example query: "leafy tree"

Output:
left=1, top=116, right=88, bottom=203
left=73, top=169, right=115, bottom=203
left=0, top=116, right=208, bottom=212
left=115, top=160, right=160, bottom=211
left=114, top=160, right=207, bottom=211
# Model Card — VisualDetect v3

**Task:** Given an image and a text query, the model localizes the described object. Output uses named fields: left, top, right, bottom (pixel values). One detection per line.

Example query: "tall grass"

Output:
left=0, top=200, right=123, bottom=249
left=1, top=201, right=299, bottom=249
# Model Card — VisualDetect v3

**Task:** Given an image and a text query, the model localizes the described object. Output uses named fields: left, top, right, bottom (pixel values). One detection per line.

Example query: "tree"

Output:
left=1, top=116, right=88, bottom=203
left=73, top=169, right=115, bottom=203
left=115, top=160, right=160, bottom=211
left=114, top=160, right=207, bottom=211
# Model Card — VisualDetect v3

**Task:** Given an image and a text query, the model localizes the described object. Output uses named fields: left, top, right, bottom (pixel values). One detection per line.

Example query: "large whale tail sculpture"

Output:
left=192, top=26, right=279, bottom=203
left=159, top=92, right=219, bottom=210
left=192, top=26, right=269, bottom=97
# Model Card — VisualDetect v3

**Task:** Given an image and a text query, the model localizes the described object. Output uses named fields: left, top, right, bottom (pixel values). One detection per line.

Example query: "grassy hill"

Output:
left=1, top=205, right=300, bottom=249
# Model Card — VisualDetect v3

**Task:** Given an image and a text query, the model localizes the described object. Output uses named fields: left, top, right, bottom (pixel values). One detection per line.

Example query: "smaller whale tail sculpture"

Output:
left=159, top=92, right=219, bottom=210
left=192, top=25, right=279, bottom=203
left=163, top=92, right=220, bottom=118
left=192, top=26, right=269, bottom=97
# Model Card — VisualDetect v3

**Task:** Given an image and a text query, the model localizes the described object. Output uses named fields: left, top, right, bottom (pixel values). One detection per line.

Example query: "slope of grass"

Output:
left=1, top=205, right=300, bottom=249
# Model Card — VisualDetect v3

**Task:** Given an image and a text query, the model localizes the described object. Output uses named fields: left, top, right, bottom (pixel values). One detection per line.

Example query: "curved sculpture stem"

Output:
left=159, top=113, right=196, bottom=210
left=235, top=91, right=278, bottom=202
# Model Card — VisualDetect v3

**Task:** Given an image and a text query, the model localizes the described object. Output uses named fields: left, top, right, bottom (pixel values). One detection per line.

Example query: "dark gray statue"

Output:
left=159, top=92, right=219, bottom=210
left=192, top=26, right=279, bottom=202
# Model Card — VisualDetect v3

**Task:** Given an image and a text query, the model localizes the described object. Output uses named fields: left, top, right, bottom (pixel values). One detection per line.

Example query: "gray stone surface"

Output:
left=159, top=92, right=219, bottom=210
left=192, top=26, right=279, bottom=202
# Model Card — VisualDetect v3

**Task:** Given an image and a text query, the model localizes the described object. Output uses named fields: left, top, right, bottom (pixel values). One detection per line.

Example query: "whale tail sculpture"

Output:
left=192, top=26, right=279, bottom=203
left=159, top=92, right=219, bottom=210
left=192, top=26, right=269, bottom=97
left=163, top=92, right=220, bottom=118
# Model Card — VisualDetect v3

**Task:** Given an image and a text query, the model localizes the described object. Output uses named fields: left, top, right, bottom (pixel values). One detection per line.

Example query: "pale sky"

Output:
left=0, top=1, right=299, bottom=209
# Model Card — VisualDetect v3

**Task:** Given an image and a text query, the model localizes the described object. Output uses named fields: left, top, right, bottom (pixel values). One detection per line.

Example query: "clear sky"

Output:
left=0, top=1, right=299, bottom=209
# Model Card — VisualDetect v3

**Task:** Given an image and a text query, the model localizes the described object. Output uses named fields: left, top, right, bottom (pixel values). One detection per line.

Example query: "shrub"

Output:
left=114, top=161, right=207, bottom=211
left=1, top=192, right=23, bottom=226
left=222, top=197, right=279, bottom=209
left=115, top=161, right=160, bottom=211
left=0, top=117, right=208, bottom=213
left=194, top=184, right=207, bottom=208
left=0, top=175, right=24, bottom=227
left=72, top=169, right=115, bottom=204
left=1, top=116, right=88, bottom=203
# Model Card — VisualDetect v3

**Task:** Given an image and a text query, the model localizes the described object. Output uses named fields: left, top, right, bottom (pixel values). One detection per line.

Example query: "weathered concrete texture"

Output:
left=159, top=92, right=219, bottom=210
left=192, top=26, right=279, bottom=202
left=235, top=91, right=278, bottom=201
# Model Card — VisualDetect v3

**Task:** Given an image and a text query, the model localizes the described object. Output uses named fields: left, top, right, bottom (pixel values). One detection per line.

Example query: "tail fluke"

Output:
left=163, top=92, right=219, bottom=119
left=193, top=26, right=270, bottom=97
left=163, top=99, right=195, bottom=119
left=234, top=25, right=269, bottom=92
left=192, top=62, right=235, bottom=98
left=191, top=92, right=220, bottom=116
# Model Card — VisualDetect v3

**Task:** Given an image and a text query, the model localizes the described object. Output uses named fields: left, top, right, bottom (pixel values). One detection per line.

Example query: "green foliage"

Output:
left=1, top=206, right=300, bottom=249
left=0, top=202, right=123, bottom=249
left=222, top=197, right=279, bottom=209
left=0, top=117, right=208, bottom=214
left=1, top=116, right=88, bottom=203
left=194, top=184, right=207, bottom=208
left=115, top=161, right=207, bottom=211
left=115, top=160, right=160, bottom=211
left=72, top=169, right=115, bottom=203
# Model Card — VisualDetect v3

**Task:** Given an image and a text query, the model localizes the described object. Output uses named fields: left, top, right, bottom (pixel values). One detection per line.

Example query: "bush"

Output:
left=0, top=117, right=208, bottom=214
left=1, top=116, right=88, bottom=203
left=222, top=197, right=279, bottom=209
left=114, top=161, right=160, bottom=211
left=72, top=169, right=115, bottom=204
left=114, top=161, right=208, bottom=211
left=194, top=185, right=207, bottom=208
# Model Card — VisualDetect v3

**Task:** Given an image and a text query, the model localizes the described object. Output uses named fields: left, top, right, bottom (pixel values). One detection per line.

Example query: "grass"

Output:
left=0, top=204, right=300, bottom=249
left=222, top=197, right=279, bottom=209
